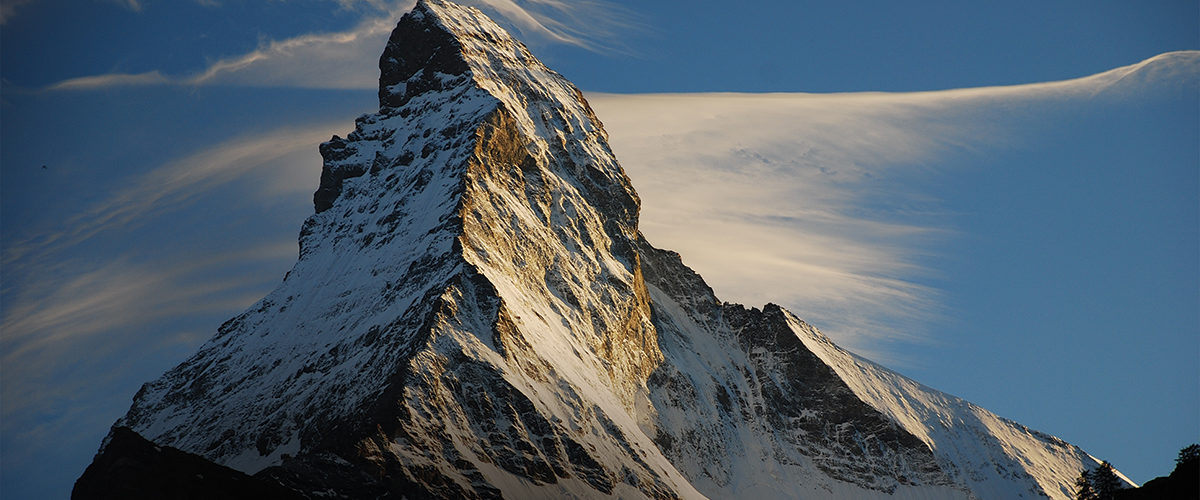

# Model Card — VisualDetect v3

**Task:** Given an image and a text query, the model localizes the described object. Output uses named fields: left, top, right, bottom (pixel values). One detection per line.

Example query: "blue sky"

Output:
left=2, top=0, right=1197, bottom=498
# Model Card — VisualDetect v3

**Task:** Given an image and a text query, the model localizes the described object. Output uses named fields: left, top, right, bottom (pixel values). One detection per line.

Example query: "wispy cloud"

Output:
left=187, top=14, right=396, bottom=89
left=587, top=50, right=1200, bottom=362
left=45, top=0, right=641, bottom=91
left=0, top=122, right=338, bottom=440
left=0, top=113, right=353, bottom=491
left=2, top=242, right=296, bottom=368
left=590, top=91, right=956, bottom=362
left=0, top=240, right=300, bottom=469
left=465, top=0, right=641, bottom=53
left=3, top=121, right=344, bottom=268
left=46, top=71, right=170, bottom=91
left=45, top=14, right=394, bottom=91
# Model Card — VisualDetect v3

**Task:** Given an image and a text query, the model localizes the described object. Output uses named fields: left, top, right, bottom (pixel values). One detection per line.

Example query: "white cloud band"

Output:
left=45, top=0, right=640, bottom=91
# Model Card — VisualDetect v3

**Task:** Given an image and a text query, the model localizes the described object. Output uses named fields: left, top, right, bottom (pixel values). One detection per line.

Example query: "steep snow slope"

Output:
left=787, top=313, right=1137, bottom=498
left=82, top=1, right=1131, bottom=499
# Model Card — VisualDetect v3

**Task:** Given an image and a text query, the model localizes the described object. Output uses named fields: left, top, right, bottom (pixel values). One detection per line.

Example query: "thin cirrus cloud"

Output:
left=1, top=119, right=328, bottom=422
left=45, top=70, right=171, bottom=90
left=0, top=240, right=301, bottom=463
left=2, top=120, right=346, bottom=269
left=46, top=14, right=394, bottom=91
left=0, top=122, right=339, bottom=431
left=1, top=242, right=297, bottom=374
left=589, top=50, right=1199, bottom=361
left=591, top=91, right=963, bottom=362
left=45, top=0, right=639, bottom=92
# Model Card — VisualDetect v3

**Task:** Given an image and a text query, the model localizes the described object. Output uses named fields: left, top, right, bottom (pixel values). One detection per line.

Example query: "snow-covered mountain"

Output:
left=74, top=1, right=1132, bottom=498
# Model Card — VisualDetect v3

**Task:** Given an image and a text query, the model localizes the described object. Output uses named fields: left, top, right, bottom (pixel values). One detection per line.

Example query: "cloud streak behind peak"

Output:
left=587, top=51, right=1199, bottom=360
left=44, top=0, right=641, bottom=91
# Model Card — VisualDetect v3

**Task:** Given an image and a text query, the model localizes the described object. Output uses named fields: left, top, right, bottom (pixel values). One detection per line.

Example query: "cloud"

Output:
left=897, top=50, right=1200, bottom=102
left=0, top=109, right=355, bottom=363
left=465, top=0, right=641, bottom=53
left=586, top=50, right=1200, bottom=362
left=182, top=1, right=413, bottom=89
left=1, top=242, right=296, bottom=369
left=46, top=14, right=395, bottom=91
left=0, top=123, right=338, bottom=442
left=46, top=71, right=170, bottom=91
left=3, top=120, right=346, bottom=268
left=0, top=112, right=352, bottom=490
left=588, top=91, right=954, bottom=362
left=0, top=240, right=300, bottom=475
left=45, top=0, right=641, bottom=91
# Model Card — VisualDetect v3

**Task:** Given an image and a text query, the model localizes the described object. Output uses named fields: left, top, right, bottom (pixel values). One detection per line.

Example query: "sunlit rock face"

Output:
left=75, top=1, right=1127, bottom=499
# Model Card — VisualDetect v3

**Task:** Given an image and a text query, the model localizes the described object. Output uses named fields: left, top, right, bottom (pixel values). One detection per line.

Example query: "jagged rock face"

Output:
left=82, top=1, right=1127, bottom=499
left=635, top=241, right=960, bottom=498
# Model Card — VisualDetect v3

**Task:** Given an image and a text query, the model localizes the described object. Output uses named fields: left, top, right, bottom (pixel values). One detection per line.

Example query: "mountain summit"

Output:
left=75, top=1, right=1130, bottom=498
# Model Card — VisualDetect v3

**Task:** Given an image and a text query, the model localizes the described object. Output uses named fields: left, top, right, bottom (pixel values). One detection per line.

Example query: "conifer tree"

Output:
left=1074, top=469, right=1097, bottom=500
left=1091, top=461, right=1121, bottom=500
left=1176, top=443, right=1199, bottom=470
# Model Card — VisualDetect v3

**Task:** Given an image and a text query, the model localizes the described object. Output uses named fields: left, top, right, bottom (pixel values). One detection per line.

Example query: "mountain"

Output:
left=74, top=1, right=1133, bottom=498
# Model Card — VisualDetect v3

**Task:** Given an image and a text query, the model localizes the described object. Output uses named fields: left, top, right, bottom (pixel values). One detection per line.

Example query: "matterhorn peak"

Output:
left=75, top=2, right=1131, bottom=498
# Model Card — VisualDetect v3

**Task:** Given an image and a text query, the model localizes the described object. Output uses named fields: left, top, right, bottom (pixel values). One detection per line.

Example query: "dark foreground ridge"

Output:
left=73, top=427, right=301, bottom=499
left=1113, top=446, right=1199, bottom=500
